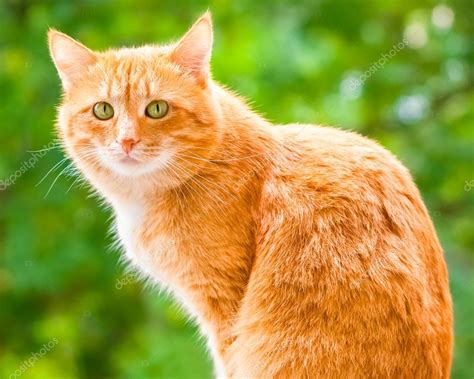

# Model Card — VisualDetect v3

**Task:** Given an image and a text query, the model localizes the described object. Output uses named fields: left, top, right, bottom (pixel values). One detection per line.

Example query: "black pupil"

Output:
left=155, top=103, right=160, bottom=113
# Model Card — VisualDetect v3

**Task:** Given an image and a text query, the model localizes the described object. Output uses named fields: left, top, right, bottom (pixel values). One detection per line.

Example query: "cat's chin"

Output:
left=109, top=158, right=166, bottom=178
left=110, top=160, right=153, bottom=177
left=119, top=156, right=141, bottom=165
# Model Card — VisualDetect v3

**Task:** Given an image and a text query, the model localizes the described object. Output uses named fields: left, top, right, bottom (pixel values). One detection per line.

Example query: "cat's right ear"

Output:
left=48, top=30, right=97, bottom=90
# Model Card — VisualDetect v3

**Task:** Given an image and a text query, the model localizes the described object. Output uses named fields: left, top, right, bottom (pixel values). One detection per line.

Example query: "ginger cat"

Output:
left=48, top=12, right=453, bottom=378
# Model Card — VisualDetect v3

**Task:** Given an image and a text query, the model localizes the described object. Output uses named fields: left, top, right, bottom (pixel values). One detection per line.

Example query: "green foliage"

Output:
left=0, top=0, right=472, bottom=378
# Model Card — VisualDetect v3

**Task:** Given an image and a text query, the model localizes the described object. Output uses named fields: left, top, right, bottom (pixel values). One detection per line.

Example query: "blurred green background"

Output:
left=0, top=0, right=472, bottom=378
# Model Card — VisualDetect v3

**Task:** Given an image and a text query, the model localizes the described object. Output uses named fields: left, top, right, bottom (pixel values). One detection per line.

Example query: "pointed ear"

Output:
left=170, top=12, right=213, bottom=87
left=48, top=30, right=97, bottom=90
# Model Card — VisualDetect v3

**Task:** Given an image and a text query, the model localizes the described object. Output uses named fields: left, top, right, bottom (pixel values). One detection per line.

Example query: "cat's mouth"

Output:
left=93, top=147, right=174, bottom=178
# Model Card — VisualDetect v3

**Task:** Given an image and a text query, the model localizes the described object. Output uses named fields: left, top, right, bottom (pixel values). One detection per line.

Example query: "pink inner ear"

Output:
left=170, top=15, right=213, bottom=86
left=173, top=45, right=210, bottom=78
left=49, top=31, right=97, bottom=89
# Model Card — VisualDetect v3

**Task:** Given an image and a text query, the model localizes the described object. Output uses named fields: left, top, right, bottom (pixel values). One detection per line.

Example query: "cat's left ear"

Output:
left=48, top=30, right=97, bottom=90
left=170, top=12, right=213, bottom=87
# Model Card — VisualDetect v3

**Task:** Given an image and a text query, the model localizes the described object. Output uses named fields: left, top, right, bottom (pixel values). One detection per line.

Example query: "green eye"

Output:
left=93, top=102, right=114, bottom=120
left=145, top=100, right=169, bottom=119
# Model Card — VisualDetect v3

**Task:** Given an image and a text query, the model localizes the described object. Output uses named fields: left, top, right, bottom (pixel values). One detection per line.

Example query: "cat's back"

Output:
left=265, top=123, right=432, bottom=232
left=263, top=123, right=449, bottom=285
left=263, top=123, right=429, bottom=239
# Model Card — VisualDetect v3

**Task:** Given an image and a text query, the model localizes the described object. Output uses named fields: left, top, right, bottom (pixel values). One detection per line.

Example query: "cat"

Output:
left=48, top=12, right=453, bottom=378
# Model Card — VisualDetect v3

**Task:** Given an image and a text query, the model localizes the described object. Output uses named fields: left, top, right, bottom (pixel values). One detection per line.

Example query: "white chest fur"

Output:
left=114, top=202, right=144, bottom=260
left=112, top=201, right=183, bottom=291
left=112, top=201, right=165, bottom=281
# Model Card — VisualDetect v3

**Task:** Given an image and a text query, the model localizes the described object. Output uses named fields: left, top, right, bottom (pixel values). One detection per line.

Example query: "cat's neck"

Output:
left=212, top=82, right=273, bottom=157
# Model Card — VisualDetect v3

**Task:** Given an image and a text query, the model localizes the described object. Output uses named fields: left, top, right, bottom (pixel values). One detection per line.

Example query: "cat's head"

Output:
left=49, top=13, right=222, bottom=192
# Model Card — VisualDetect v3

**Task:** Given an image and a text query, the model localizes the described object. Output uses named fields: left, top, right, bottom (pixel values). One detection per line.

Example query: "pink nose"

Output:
left=120, top=138, right=139, bottom=154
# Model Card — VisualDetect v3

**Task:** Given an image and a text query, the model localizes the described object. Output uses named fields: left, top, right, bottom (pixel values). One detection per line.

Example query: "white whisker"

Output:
left=36, top=157, right=69, bottom=187
left=44, top=162, right=74, bottom=198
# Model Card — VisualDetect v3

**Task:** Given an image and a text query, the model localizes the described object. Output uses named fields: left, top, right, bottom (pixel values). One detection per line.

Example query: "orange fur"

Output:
left=49, top=13, right=453, bottom=378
